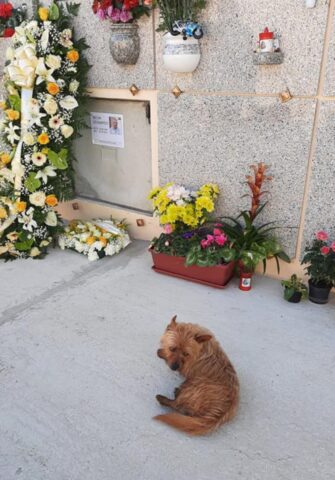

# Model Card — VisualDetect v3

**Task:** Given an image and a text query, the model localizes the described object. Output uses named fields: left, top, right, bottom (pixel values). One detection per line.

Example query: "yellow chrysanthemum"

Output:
left=196, top=196, right=215, bottom=213
left=148, top=186, right=161, bottom=200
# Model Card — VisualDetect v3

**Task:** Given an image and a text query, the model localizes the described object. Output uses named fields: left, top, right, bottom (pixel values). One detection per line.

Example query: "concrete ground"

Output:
left=0, top=241, right=334, bottom=480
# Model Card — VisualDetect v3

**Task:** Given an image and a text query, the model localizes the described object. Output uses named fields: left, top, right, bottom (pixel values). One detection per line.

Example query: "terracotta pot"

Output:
left=150, top=250, right=235, bottom=289
left=109, top=23, right=140, bottom=65
left=308, top=280, right=331, bottom=305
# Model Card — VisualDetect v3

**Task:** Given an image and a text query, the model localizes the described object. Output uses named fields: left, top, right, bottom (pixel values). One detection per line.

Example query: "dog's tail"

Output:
left=154, top=413, right=222, bottom=436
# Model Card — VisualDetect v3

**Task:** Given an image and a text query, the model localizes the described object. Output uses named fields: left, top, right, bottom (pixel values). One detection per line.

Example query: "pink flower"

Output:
left=331, top=242, right=335, bottom=253
left=107, top=6, right=113, bottom=17
left=215, top=234, right=227, bottom=246
left=213, top=228, right=222, bottom=236
left=120, top=8, right=132, bottom=22
left=316, top=230, right=328, bottom=241
left=321, top=246, right=330, bottom=255
left=111, top=8, right=121, bottom=21
left=201, top=239, right=208, bottom=249
left=97, top=8, right=106, bottom=20
left=164, top=224, right=173, bottom=234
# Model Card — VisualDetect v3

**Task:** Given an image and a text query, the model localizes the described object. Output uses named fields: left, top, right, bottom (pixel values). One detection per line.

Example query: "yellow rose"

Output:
left=0, top=153, right=11, bottom=165
left=67, top=50, right=79, bottom=63
left=0, top=207, right=8, bottom=219
left=39, top=7, right=49, bottom=21
left=45, top=194, right=58, bottom=207
left=5, top=109, right=20, bottom=121
left=16, top=201, right=27, bottom=213
left=47, top=82, right=60, bottom=96
left=99, top=237, right=108, bottom=247
left=38, top=133, right=50, bottom=145
left=86, top=237, right=96, bottom=246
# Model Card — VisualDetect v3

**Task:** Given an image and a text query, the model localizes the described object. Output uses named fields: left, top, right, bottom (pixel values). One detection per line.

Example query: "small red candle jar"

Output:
left=239, top=272, right=253, bottom=291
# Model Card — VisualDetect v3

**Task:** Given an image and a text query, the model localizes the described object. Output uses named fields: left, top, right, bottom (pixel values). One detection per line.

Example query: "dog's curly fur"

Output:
left=155, top=315, right=239, bottom=436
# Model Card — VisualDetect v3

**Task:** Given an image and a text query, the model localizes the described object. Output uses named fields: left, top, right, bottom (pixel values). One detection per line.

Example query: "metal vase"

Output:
left=109, top=23, right=140, bottom=65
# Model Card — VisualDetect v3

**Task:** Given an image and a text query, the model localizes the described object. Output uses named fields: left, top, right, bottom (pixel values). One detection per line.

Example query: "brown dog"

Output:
left=155, top=315, right=239, bottom=436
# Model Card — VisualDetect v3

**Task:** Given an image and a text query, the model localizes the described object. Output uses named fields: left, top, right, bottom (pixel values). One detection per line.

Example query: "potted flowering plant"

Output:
left=301, top=231, right=335, bottom=304
left=148, top=183, right=236, bottom=288
left=92, top=0, right=153, bottom=64
left=219, top=163, right=290, bottom=291
left=281, top=274, right=308, bottom=303
left=156, top=0, right=206, bottom=73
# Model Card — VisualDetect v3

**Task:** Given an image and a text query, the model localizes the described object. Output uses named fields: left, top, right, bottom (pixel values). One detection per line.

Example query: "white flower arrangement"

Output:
left=0, top=2, right=89, bottom=261
left=58, top=219, right=131, bottom=261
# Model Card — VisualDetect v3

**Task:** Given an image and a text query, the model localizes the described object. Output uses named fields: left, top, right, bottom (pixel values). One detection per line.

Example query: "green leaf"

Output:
left=15, top=238, right=34, bottom=252
left=49, top=2, right=60, bottom=20
left=66, top=2, right=80, bottom=16
left=24, top=173, right=41, bottom=193
left=284, top=287, right=295, bottom=301
left=48, top=150, right=68, bottom=170
left=9, top=95, right=21, bottom=112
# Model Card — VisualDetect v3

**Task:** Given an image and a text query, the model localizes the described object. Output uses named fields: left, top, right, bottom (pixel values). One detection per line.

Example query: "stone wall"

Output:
left=2, top=0, right=335, bottom=263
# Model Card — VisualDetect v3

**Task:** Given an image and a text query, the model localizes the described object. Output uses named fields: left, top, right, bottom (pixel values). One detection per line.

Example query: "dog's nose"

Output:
left=171, top=362, right=180, bottom=371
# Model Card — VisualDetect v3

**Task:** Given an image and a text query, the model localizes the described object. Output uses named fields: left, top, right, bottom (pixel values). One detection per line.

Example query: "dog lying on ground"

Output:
left=155, top=315, right=239, bottom=436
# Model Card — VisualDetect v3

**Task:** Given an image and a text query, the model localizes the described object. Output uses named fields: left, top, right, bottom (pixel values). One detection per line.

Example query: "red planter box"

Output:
left=150, top=250, right=235, bottom=289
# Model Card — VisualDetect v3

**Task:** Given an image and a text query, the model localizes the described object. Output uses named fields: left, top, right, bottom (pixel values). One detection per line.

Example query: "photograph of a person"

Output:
left=109, top=116, right=122, bottom=135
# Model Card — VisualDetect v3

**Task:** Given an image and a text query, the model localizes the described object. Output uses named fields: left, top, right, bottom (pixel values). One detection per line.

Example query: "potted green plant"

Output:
left=301, top=231, right=335, bottom=304
left=148, top=183, right=236, bottom=288
left=219, top=163, right=290, bottom=291
left=156, top=0, right=206, bottom=73
left=281, top=274, right=308, bottom=303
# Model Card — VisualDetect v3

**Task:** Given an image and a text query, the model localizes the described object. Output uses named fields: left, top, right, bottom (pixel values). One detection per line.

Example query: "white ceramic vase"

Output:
left=163, top=33, right=201, bottom=73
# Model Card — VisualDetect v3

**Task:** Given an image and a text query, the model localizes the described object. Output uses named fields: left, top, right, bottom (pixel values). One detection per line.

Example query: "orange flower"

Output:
left=38, top=133, right=50, bottom=145
left=86, top=237, right=96, bottom=246
left=16, top=201, right=27, bottom=213
left=45, top=195, right=58, bottom=207
left=0, top=153, right=11, bottom=165
left=67, top=50, right=79, bottom=63
left=47, top=82, right=60, bottom=96
left=99, top=237, right=108, bottom=247
left=5, top=109, right=20, bottom=121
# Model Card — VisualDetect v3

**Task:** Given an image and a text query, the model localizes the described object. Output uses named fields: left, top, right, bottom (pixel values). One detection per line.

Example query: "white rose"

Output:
left=29, top=191, right=46, bottom=207
left=45, top=211, right=58, bottom=227
left=39, top=240, right=50, bottom=247
left=44, top=96, right=58, bottom=115
left=23, top=133, right=36, bottom=146
left=31, top=152, right=47, bottom=166
left=46, top=54, right=62, bottom=70
left=30, top=247, right=41, bottom=257
left=61, top=125, right=74, bottom=138
left=60, top=95, right=78, bottom=110
left=69, top=80, right=79, bottom=93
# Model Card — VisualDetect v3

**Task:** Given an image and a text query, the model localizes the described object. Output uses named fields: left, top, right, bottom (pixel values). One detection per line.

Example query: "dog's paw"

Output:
left=156, top=394, right=165, bottom=405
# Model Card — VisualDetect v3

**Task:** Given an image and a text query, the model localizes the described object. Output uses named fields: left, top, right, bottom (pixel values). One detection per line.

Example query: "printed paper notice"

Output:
left=90, top=112, right=124, bottom=148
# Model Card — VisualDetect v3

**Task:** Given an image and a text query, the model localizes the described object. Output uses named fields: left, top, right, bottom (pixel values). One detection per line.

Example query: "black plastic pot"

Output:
left=285, top=289, right=302, bottom=303
left=308, top=280, right=332, bottom=305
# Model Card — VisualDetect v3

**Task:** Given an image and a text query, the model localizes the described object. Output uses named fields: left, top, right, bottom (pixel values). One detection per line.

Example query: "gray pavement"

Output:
left=0, top=241, right=334, bottom=480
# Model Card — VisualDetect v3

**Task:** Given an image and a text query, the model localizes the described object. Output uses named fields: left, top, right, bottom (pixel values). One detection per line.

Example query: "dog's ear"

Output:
left=195, top=334, right=212, bottom=343
left=167, top=315, right=177, bottom=330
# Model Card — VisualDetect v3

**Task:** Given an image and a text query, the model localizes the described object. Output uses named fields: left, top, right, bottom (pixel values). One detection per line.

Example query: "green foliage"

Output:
left=301, top=239, right=335, bottom=287
left=9, top=95, right=21, bottom=112
left=24, top=173, right=41, bottom=193
left=219, top=204, right=290, bottom=273
left=281, top=274, right=308, bottom=301
left=48, top=149, right=68, bottom=170
left=156, top=0, right=206, bottom=32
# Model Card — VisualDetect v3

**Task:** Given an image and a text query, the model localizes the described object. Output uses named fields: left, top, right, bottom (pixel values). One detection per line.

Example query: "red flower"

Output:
left=316, top=230, right=328, bottom=242
left=123, top=0, right=139, bottom=9
left=321, top=246, right=330, bottom=255
left=0, top=3, right=13, bottom=19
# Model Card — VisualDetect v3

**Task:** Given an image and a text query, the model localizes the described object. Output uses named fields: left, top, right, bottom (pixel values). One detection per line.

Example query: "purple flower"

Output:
left=182, top=232, right=195, bottom=239
left=111, top=8, right=121, bottom=22
left=120, top=8, right=132, bottom=23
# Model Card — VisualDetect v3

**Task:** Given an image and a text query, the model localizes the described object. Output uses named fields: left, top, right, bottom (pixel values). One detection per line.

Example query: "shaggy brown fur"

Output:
left=155, top=315, right=239, bottom=436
